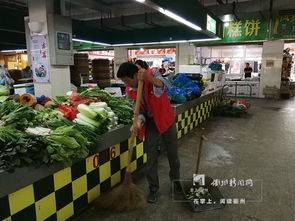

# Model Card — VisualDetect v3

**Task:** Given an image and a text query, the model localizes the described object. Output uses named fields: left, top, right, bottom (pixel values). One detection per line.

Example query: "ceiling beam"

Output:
left=64, top=0, right=111, bottom=15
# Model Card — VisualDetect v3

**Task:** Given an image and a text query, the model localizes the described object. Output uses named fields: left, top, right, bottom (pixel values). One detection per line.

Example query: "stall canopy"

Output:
left=0, top=0, right=222, bottom=50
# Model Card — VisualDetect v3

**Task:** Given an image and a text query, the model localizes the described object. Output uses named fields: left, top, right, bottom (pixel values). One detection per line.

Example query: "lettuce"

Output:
left=0, top=85, right=9, bottom=96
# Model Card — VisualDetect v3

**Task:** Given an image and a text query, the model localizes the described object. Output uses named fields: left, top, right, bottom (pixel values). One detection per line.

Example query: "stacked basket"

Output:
left=70, top=54, right=90, bottom=86
left=92, top=59, right=111, bottom=88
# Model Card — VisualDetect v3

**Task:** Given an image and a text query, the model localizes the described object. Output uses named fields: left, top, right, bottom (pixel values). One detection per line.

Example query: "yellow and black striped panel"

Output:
left=176, top=95, right=222, bottom=139
left=0, top=95, right=222, bottom=221
left=0, top=138, right=146, bottom=221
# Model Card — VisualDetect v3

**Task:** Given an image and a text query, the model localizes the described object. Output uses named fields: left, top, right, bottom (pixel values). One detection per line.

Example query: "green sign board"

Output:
left=223, top=18, right=268, bottom=42
left=207, top=14, right=217, bottom=34
left=196, top=17, right=269, bottom=45
left=272, top=15, right=295, bottom=39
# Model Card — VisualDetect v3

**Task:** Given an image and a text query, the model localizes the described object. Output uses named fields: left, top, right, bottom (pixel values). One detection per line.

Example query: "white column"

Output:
left=26, top=0, right=71, bottom=98
left=259, top=40, right=284, bottom=98
left=175, top=43, right=196, bottom=73
left=113, top=47, right=128, bottom=79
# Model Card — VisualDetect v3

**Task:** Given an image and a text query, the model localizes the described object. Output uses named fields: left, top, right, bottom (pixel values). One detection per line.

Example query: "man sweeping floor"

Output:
left=117, top=62, right=181, bottom=203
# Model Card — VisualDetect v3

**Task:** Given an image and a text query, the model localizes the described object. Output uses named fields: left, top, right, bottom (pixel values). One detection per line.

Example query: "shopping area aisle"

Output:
left=73, top=98, right=295, bottom=221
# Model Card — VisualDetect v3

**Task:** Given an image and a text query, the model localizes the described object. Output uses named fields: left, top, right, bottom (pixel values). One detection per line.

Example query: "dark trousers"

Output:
left=144, top=117, right=180, bottom=192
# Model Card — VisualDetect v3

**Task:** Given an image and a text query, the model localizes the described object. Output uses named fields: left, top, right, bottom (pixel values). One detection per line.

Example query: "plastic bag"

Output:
left=167, top=86, right=187, bottom=103
left=168, top=74, right=200, bottom=103
left=59, top=104, right=79, bottom=120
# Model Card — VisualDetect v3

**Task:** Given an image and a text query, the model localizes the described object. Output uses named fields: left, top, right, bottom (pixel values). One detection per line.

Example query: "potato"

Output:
left=44, top=101, right=55, bottom=108
left=34, top=104, right=44, bottom=111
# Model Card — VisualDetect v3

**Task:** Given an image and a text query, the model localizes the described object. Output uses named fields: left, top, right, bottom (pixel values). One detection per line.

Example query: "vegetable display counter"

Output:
left=0, top=88, right=224, bottom=221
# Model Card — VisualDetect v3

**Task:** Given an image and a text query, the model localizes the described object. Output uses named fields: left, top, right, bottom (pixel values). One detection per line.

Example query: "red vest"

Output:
left=126, top=69, right=175, bottom=140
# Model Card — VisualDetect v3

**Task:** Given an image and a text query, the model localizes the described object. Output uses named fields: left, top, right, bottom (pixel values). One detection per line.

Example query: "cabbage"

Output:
left=0, top=85, right=9, bottom=96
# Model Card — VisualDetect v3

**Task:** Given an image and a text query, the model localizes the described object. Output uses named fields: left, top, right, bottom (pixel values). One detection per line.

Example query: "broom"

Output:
left=93, top=79, right=145, bottom=212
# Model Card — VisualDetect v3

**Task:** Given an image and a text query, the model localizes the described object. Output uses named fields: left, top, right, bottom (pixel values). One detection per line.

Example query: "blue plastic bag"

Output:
left=167, top=86, right=187, bottom=103
left=168, top=74, right=200, bottom=103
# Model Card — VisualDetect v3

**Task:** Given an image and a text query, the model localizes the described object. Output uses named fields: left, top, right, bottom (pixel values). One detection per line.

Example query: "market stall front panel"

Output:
left=0, top=88, right=224, bottom=221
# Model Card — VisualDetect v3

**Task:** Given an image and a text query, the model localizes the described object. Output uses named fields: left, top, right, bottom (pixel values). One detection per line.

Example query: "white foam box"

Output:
left=179, top=65, right=201, bottom=74
left=13, top=83, right=34, bottom=95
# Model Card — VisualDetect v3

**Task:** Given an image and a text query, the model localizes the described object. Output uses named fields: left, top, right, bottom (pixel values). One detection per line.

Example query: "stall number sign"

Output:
left=92, top=146, right=117, bottom=168
left=207, top=14, right=217, bottom=34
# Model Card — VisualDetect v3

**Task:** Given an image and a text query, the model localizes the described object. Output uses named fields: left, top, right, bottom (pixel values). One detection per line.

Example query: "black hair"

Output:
left=135, top=59, right=149, bottom=69
left=246, top=62, right=250, bottom=65
left=117, top=62, right=138, bottom=78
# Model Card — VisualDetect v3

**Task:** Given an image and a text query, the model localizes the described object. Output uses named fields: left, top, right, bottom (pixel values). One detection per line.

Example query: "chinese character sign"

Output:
left=224, top=18, right=267, bottom=42
left=30, top=35, right=50, bottom=83
left=272, top=15, right=295, bottom=39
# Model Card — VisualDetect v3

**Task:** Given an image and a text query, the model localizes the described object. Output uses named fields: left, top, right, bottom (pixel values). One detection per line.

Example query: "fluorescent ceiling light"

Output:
left=112, top=38, right=220, bottom=46
left=220, top=14, right=235, bottom=22
left=111, top=43, right=135, bottom=46
left=1, top=49, right=27, bottom=53
left=159, top=40, right=188, bottom=44
left=160, top=9, right=202, bottom=31
left=188, top=37, right=221, bottom=42
left=73, top=38, right=111, bottom=46
left=134, top=1, right=202, bottom=32
left=224, top=22, right=229, bottom=27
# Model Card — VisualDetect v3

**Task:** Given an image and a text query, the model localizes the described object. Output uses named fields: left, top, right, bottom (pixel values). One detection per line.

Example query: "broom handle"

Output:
left=195, top=134, right=203, bottom=174
left=195, top=130, right=207, bottom=174
left=126, top=80, right=144, bottom=173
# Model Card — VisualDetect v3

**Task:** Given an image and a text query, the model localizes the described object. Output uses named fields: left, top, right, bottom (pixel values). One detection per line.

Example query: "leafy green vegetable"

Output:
left=0, top=101, right=36, bottom=130
left=0, top=85, right=9, bottom=96
left=80, top=88, right=111, bottom=100
left=0, top=126, right=51, bottom=172
left=106, top=97, right=133, bottom=125
left=54, top=95, right=70, bottom=105
left=79, top=88, right=133, bottom=125
left=35, top=108, right=64, bottom=125
left=0, top=96, right=9, bottom=103
left=44, top=126, right=89, bottom=166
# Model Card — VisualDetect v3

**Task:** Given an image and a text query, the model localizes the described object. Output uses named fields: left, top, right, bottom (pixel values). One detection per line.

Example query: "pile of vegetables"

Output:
left=0, top=85, right=10, bottom=103
left=213, top=99, right=250, bottom=117
left=186, top=187, right=211, bottom=202
left=0, top=126, right=50, bottom=172
left=0, top=101, right=36, bottom=130
left=0, top=88, right=133, bottom=173
left=80, top=88, right=133, bottom=125
left=44, top=126, right=89, bottom=166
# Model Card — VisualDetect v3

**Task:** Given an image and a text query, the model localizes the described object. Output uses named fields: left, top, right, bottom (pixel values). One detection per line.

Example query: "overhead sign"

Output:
left=207, top=14, right=217, bottom=34
left=272, top=15, right=295, bottom=39
left=196, top=17, right=268, bottom=44
left=223, top=18, right=268, bottom=42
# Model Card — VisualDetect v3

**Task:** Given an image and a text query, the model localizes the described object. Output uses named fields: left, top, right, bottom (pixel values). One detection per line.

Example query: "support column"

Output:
left=113, top=47, right=128, bottom=79
left=259, top=40, right=284, bottom=98
left=26, top=0, right=72, bottom=98
left=175, top=43, right=196, bottom=73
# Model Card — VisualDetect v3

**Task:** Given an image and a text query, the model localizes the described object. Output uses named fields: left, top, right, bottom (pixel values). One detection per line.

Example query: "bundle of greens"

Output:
left=106, top=97, right=133, bottom=125
left=0, top=85, right=9, bottom=96
left=79, top=88, right=111, bottom=100
left=74, top=103, right=110, bottom=134
left=35, top=108, right=100, bottom=144
left=45, top=117, right=100, bottom=143
left=0, top=100, right=36, bottom=130
left=0, top=126, right=50, bottom=172
left=45, top=126, right=89, bottom=165
left=35, top=108, right=64, bottom=125
left=54, top=95, right=70, bottom=106
left=79, top=88, right=133, bottom=125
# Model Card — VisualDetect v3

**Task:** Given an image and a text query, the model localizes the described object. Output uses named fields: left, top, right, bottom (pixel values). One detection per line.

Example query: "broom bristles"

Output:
left=93, top=173, right=146, bottom=212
